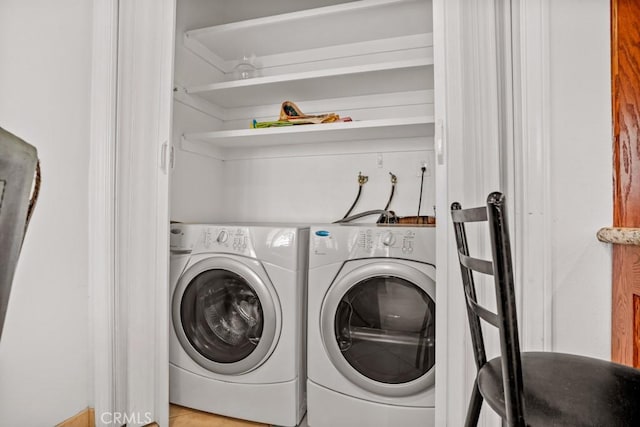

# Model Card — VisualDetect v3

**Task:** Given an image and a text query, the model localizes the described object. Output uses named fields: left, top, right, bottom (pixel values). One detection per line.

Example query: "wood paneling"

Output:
left=167, top=404, right=269, bottom=427
left=56, top=408, right=94, bottom=427
left=612, top=246, right=640, bottom=365
left=613, top=0, right=640, bottom=226
left=59, top=404, right=271, bottom=427
left=612, top=0, right=640, bottom=367
left=635, top=294, right=640, bottom=366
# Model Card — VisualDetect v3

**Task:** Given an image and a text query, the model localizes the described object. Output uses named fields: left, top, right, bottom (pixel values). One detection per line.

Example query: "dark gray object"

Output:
left=0, top=127, right=39, bottom=341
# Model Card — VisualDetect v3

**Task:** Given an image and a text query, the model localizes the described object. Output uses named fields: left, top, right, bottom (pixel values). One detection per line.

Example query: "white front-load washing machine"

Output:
left=307, top=224, right=436, bottom=427
left=169, top=223, right=309, bottom=426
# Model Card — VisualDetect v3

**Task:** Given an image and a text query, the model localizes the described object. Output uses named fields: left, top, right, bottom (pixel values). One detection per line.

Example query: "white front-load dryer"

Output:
left=169, top=223, right=309, bottom=427
left=307, top=224, right=436, bottom=427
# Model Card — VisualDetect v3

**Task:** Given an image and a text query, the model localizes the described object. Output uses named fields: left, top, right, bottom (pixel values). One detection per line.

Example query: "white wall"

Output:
left=171, top=0, right=226, bottom=222
left=221, top=149, right=435, bottom=223
left=0, top=1, right=93, bottom=425
left=548, top=0, right=612, bottom=358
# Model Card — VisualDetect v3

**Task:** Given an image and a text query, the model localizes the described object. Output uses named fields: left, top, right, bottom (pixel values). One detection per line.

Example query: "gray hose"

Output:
left=334, top=209, right=398, bottom=224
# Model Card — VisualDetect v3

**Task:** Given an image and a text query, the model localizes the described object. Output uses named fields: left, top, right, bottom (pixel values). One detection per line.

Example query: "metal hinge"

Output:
left=160, top=141, right=174, bottom=174
left=435, top=119, right=445, bottom=165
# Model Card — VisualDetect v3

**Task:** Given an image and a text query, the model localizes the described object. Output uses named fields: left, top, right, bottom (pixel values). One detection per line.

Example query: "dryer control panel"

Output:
left=356, top=228, right=416, bottom=255
left=354, top=228, right=418, bottom=255
left=310, top=225, right=436, bottom=267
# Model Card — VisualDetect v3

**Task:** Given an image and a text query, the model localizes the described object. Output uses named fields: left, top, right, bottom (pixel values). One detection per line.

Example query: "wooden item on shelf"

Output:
left=279, top=100, right=340, bottom=124
left=250, top=101, right=352, bottom=128
left=397, top=215, right=435, bottom=225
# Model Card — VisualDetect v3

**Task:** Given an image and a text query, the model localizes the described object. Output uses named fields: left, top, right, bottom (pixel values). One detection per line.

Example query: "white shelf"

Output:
left=185, top=58, right=433, bottom=108
left=177, top=0, right=434, bottom=159
left=185, top=0, right=432, bottom=61
left=183, top=116, right=434, bottom=149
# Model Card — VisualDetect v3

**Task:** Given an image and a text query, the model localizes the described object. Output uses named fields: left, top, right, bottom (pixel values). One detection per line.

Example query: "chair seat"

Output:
left=478, top=352, right=640, bottom=426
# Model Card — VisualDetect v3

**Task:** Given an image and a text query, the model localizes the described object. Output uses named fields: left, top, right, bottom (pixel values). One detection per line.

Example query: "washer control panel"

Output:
left=216, top=229, right=229, bottom=244
left=170, top=224, right=306, bottom=270
left=202, top=226, right=251, bottom=255
left=170, top=224, right=255, bottom=256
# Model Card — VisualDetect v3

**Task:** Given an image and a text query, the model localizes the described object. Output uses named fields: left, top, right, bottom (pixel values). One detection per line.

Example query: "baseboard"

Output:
left=56, top=408, right=95, bottom=427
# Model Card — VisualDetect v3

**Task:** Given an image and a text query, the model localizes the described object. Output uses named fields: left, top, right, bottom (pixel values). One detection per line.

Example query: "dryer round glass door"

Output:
left=320, top=262, right=435, bottom=397
left=173, top=257, right=280, bottom=375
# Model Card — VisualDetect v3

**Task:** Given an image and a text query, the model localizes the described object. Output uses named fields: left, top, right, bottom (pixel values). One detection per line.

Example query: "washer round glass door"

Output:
left=173, top=256, right=279, bottom=375
left=321, top=262, right=435, bottom=397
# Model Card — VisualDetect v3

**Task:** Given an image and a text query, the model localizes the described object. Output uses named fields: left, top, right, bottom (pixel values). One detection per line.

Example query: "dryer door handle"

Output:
left=335, top=301, right=353, bottom=351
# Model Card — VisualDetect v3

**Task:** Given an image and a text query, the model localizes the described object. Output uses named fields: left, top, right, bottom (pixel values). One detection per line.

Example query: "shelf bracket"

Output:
left=180, top=135, right=226, bottom=161
left=173, top=86, right=226, bottom=120
left=435, top=119, right=445, bottom=165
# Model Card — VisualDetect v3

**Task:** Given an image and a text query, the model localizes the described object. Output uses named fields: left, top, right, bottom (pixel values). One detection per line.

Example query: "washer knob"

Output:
left=382, top=232, right=396, bottom=247
left=217, top=230, right=229, bottom=244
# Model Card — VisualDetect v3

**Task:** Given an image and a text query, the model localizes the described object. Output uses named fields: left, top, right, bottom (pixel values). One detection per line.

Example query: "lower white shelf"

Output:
left=182, top=116, right=435, bottom=150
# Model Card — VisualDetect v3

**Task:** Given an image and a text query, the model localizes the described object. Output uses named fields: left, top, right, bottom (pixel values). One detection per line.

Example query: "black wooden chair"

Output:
left=450, top=192, right=640, bottom=427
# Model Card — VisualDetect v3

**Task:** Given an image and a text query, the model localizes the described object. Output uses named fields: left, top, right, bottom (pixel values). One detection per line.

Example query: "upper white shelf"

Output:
left=183, top=116, right=434, bottom=150
left=185, top=58, right=433, bottom=108
left=184, top=0, right=433, bottom=61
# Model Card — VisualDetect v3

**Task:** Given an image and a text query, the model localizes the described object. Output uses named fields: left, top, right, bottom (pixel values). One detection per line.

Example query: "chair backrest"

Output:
left=450, top=192, right=525, bottom=426
left=0, top=127, right=39, bottom=342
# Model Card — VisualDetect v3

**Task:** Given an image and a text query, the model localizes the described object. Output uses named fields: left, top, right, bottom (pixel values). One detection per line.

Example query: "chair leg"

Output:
left=464, top=379, right=483, bottom=427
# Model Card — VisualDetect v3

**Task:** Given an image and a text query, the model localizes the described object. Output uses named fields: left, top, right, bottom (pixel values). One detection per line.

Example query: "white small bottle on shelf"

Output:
left=232, top=53, right=257, bottom=80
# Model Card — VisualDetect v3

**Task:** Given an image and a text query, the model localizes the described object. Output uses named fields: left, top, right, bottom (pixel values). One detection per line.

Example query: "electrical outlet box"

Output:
left=417, top=160, right=431, bottom=177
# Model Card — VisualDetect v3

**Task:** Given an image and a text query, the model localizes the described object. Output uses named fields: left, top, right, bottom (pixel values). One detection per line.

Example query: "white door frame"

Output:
left=433, top=1, right=504, bottom=424
left=89, top=0, right=175, bottom=426
left=434, top=0, right=552, bottom=425
left=88, top=0, right=120, bottom=424
left=510, top=0, right=553, bottom=353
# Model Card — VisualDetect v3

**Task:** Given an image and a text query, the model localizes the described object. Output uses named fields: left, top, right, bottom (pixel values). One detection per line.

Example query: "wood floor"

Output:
left=169, top=404, right=270, bottom=427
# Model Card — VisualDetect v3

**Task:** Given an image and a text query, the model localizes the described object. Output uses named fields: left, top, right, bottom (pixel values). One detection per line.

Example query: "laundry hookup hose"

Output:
left=377, top=172, right=397, bottom=223
left=341, top=172, right=368, bottom=220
